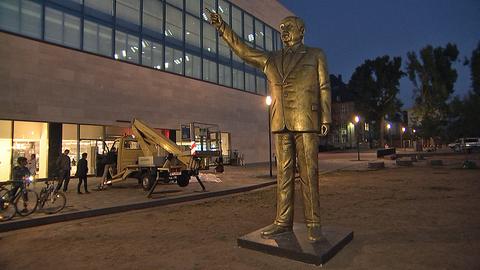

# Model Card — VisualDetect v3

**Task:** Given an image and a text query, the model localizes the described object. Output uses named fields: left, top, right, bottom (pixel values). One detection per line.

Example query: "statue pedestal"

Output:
left=237, top=223, right=353, bottom=266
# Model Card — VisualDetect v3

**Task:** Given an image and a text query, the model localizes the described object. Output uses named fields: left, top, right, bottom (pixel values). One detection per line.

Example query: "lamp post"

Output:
left=386, top=123, right=392, bottom=148
left=354, top=115, right=360, bottom=161
left=401, top=127, right=406, bottom=150
left=266, top=96, right=273, bottom=177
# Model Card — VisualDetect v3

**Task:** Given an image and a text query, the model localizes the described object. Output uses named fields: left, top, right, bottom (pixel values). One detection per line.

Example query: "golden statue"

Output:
left=207, top=10, right=331, bottom=242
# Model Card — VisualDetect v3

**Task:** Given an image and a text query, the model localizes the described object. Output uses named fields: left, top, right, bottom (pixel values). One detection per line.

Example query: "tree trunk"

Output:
left=379, top=118, right=385, bottom=148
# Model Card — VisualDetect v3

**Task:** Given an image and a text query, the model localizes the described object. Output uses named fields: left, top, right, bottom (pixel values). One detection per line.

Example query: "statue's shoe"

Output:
left=307, top=225, right=323, bottom=242
left=260, top=224, right=292, bottom=238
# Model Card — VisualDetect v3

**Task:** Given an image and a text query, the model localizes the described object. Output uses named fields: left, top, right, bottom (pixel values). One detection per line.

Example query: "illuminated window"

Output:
left=185, top=14, right=200, bottom=50
left=185, top=52, right=201, bottom=79
left=114, top=30, right=139, bottom=63
left=142, top=39, right=163, bottom=69
left=0, top=120, right=12, bottom=181
left=165, top=45, right=184, bottom=74
left=165, top=4, right=183, bottom=43
left=13, top=121, right=49, bottom=179
left=203, top=58, right=217, bottom=83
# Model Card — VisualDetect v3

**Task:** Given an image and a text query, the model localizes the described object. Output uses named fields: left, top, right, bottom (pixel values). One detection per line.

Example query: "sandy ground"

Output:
left=1, top=165, right=479, bottom=270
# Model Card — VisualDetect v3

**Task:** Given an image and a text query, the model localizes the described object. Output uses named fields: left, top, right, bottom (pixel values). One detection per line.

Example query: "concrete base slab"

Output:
left=237, top=223, right=353, bottom=266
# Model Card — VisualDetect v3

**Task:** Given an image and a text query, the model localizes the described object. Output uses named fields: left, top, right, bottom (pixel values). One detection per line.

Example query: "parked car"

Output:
left=448, top=138, right=480, bottom=152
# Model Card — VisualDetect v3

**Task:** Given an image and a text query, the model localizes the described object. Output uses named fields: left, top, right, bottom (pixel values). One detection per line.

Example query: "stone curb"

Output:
left=0, top=180, right=276, bottom=233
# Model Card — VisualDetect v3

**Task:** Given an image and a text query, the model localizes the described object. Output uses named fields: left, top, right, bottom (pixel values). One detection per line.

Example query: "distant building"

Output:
left=328, top=75, right=359, bottom=148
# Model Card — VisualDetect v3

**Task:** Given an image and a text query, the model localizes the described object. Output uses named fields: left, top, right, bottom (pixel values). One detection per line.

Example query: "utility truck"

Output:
left=105, top=119, right=212, bottom=197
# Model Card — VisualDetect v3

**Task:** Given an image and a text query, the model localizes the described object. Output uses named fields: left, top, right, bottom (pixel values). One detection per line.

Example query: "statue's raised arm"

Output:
left=205, top=8, right=269, bottom=70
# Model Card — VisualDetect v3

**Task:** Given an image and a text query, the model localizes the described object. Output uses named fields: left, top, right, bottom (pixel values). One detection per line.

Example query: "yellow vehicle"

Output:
left=105, top=119, right=206, bottom=197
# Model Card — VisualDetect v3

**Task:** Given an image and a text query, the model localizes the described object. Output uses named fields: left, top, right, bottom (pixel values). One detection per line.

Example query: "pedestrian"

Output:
left=56, top=149, right=71, bottom=192
left=76, top=152, right=89, bottom=194
left=99, top=147, right=117, bottom=190
left=11, top=157, right=30, bottom=212
left=26, top=153, right=37, bottom=178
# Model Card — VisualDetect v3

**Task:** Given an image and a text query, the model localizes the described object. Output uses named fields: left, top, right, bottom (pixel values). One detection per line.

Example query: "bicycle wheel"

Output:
left=0, top=188, right=16, bottom=221
left=15, top=189, right=38, bottom=216
left=43, top=191, right=66, bottom=214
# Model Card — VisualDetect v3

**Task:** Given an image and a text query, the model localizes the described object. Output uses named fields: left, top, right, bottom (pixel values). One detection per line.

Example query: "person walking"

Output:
left=56, top=149, right=71, bottom=192
left=76, top=153, right=89, bottom=194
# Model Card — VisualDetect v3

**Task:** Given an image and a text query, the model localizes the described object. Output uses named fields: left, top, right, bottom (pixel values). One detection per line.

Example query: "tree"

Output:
left=348, top=55, right=404, bottom=147
left=471, top=42, right=480, bottom=96
left=406, top=43, right=459, bottom=143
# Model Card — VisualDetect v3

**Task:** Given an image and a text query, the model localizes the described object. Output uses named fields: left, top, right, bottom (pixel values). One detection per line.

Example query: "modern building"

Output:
left=0, top=0, right=293, bottom=180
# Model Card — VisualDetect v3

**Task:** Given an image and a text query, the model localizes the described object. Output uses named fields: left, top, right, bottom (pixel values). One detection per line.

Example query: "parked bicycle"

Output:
left=36, top=179, right=66, bottom=214
left=0, top=177, right=38, bottom=221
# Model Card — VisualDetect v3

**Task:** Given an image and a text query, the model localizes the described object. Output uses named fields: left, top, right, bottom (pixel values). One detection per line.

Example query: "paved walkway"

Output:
left=1, top=151, right=475, bottom=231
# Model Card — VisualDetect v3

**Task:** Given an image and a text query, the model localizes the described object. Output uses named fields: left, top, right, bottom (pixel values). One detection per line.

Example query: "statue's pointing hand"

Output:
left=205, top=8, right=223, bottom=28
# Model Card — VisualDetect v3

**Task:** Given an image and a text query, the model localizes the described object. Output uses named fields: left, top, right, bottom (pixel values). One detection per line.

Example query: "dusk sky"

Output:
left=278, top=0, right=480, bottom=109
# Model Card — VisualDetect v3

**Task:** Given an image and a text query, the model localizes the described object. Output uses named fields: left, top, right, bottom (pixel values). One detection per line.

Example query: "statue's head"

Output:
left=280, top=16, right=305, bottom=47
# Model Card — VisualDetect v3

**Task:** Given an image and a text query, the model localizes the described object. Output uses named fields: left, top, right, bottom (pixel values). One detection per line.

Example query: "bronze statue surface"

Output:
left=208, top=10, right=332, bottom=242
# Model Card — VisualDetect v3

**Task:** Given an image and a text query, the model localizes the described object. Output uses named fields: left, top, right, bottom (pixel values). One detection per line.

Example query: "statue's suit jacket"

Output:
left=218, top=23, right=332, bottom=133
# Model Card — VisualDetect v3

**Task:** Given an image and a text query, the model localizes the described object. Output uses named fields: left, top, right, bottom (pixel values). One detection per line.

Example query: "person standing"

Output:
left=56, top=149, right=71, bottom=192
left=207, top=12, right=332, bottom=241
left=27, top=153, right=37, bottom=178
left=11, top=157, right=30, bottom=212
left=76, top=153, right=89, bottom=194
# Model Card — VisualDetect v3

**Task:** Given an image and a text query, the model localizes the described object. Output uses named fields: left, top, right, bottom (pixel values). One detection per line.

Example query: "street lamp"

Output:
left=401, top=127, right=406, bottom=150
left=354, top=115, right=360, bottom=161
left=265, top=96, right=273, bottom=177
left=386, top=123, right=392, bottom=148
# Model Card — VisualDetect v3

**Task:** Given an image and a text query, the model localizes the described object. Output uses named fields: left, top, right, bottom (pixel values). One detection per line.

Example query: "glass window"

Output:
left=0, top=0, right=41, bottom=38
left=13, top=121, right=49, bottom=179
left=231, top=6, right=242, bottom=36
left=80, top=125, right=103, bottom=139
left=232, top=67, right=244, bottom=90
left=0, top=120, right=12, bottom=181
left=114, top=30, right=140, bottom=63
left=185, top=0, right=200, bottom=16
left=83, top=20, right=113, bottom=57
left=0, top=0, right=20, bottom=33
left=202, top=0, right=215, bottom=21
left=20, top=0, right=42, bottom=38
left=256, top=74, right=266, bottom=95
left=218, top=63, right=231, bottom=87
left=165, top=4, right=183, bottom=43
left=143, top=0, right=163, bottom=35
left=45, top=7, right=81, bottom=49
left=255, top=19, right=264, bottom=49
left=142, top=39, right=163, bottom=69
left=167, top=0, right=183, bottom=9
left=84, top=0, right=114, bottom=16
left=185, top=14, right=200, bottom=50
left=165, top=46, right=184, bottom=74
left=245, top=72, right=256, bottom=93
left=203, top=21, right=216, bottom=55
left=217, top=0, right=230, bottom=24
left=243, top=13, right=254, bottom=44
left=203, top=58, right=217, bottom=83
left=185, top=52, right=201, bottom=79
left=116, top=0, right=140, bottom=26
left=265, top=25, right=273, bottom=51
